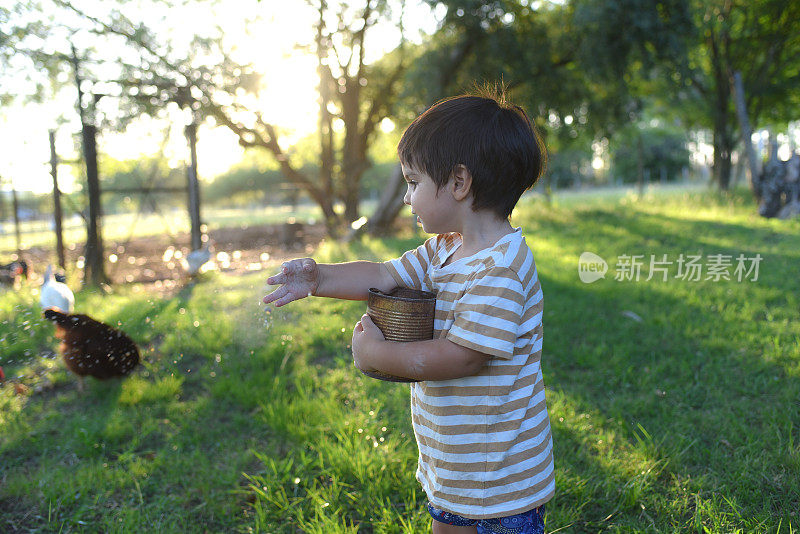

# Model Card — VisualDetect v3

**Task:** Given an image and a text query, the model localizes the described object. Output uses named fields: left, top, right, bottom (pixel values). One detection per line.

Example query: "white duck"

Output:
left=40, top=264, right=75, bottom=313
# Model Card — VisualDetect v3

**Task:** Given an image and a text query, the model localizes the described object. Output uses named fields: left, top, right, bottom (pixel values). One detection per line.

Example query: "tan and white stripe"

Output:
left=384, top=229, right=555, bottom=519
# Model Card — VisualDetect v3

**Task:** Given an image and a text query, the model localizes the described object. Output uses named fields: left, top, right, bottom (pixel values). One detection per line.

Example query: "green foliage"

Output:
left=571, top=0, right=693, bottom=78
left=546, top=146, right=595, bottom=189
left=610, top=123, right=690, bottom=184
left=405, top=0, right=692, bottom=141
left=543, top=127, right=598, bottom=189
left=673, top=0, right=800, bottom=130
left=0, top=3, right=61, bottom=105
left=204, top=165, right=299, bottom=208
left=646, top=0, right=800, bottom=188
left=201, top=129, right=401, bottom=208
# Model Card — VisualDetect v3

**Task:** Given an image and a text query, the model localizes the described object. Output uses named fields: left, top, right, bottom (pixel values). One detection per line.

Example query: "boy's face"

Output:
left=401, top=163, right=457, bottom=234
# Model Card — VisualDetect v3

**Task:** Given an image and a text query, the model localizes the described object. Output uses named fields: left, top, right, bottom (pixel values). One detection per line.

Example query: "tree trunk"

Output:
left=316, top=4, right=335, bottom=205
left=731, top=71, right=760, bottom=195
left=82, top=123, right=109, bottom=286
left=709, top=21, right=734, bottom=191
left=343, top=165, right=369, bottom=223
left=636, top=131, right=645, bottom=197
left=360, top=28, right=483, bottom=235
left=712, top=131, right=733, bottom=191
left=711, top=77, right=734, bottom=191
left=319, top=84, right=335, bottom=201
left=71, top=45, right=108, bottom=286
left=341, top=77, right=366, bottom=224
left=365, top=163, right=406, bottom=235
left=185, top=122, right=203, bottom=251
left=285, top=160, right=340, bottom=235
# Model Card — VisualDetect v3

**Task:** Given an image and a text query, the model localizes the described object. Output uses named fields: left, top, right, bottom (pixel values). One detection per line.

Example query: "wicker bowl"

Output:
left=362, top=287, right=436, bottom=382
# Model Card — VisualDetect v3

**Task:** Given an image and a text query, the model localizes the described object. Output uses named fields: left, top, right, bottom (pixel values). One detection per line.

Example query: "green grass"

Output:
left=1, top=186, right=798, bottom=532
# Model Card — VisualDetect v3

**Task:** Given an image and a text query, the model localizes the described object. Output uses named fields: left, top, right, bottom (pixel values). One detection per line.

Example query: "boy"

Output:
left=263, top=91, right=553, bottom=533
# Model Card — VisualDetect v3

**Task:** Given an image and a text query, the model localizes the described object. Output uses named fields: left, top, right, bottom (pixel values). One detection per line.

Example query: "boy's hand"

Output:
left=351, top=313, right=385, bottom=371
left=263, top=258, right=320, bottom=307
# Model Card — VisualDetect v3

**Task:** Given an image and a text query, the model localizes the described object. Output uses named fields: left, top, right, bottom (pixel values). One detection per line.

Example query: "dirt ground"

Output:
left=15, top=222, right=327, bottom=291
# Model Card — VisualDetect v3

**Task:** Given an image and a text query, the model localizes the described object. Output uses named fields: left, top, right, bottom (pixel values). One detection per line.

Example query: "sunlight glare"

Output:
left=2, top=0, right=437, bottom=191
left=380, top=118, right=396, bottom=133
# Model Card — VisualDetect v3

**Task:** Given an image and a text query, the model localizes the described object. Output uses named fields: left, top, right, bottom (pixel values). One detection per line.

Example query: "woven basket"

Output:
left=363, top=287, right=436, bottom=382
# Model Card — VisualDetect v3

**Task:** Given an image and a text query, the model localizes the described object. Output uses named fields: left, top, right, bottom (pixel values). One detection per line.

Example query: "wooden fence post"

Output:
left=11, top=182, right=21, bottom=255
left=49, top=130, right=66, bottom=270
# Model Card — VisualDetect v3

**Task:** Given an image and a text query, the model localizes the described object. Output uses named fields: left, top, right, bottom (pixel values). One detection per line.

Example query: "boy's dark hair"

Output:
left=397, top=87, right=546, bottom=219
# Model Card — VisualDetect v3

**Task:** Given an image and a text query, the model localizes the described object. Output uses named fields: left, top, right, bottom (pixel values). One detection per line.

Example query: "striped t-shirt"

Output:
left=384, top=228, right=554, bottom=519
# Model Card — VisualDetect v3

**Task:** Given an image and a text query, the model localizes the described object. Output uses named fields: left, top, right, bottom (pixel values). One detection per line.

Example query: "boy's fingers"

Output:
left=361, top=314, right=380, bottom=331
left=266, top=272, right=286, bottom=285
left=270, top=259, right=313, bottom=283
left=279, top=262, right=295, bottom=276
left=263, top=286, right=288, bottom=304
left=273, top=293, right=296, bottom=307
left=360, top=315, right=384, bottom=340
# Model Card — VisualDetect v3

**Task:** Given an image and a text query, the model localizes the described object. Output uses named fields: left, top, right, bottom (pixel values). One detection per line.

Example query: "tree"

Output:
left=655, top=0, right=800, bottom=190
left=610, top=122, right=690, bottom=184
left=0, top=3, right=55, bottom=105
left=48, top=0, right=418, bottom=236
left=2, top=4, right=113, bottom=285
left=396, top=0, right=692, bottom=194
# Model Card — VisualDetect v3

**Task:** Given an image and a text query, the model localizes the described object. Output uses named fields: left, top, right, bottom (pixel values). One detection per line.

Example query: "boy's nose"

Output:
left=403, top=190, right=411, bottom=206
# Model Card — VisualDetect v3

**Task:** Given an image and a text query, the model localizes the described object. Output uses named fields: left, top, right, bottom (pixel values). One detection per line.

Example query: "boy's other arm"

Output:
left=352, top=314, right=491, bottom=381
left=264, top=258, right=397, bottom=307
left=316, top=261, right=397, bottom=300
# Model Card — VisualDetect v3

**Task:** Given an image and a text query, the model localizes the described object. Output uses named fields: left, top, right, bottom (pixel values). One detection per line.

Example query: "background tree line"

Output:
left=1, top=0, right=798, bottom=236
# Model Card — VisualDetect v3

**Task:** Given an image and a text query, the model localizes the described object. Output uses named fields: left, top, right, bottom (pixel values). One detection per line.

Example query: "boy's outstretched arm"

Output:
left=352, top=314, right=491, bottom=381
left=263, top=258, right=396, bottom=307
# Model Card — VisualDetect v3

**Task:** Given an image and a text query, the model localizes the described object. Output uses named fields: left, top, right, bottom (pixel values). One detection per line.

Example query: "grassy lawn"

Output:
left=1, top=186, right=798, bottom=532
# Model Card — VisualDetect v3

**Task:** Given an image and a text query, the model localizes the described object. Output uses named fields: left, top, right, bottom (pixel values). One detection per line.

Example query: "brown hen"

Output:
left=43, top=309, right=140, bottom=390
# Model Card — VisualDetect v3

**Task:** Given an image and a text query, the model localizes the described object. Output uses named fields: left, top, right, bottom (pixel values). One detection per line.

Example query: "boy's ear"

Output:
left=450, top=164, right=473, bottom=201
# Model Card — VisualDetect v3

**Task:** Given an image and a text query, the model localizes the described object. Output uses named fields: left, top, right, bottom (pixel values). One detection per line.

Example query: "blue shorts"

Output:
left=427, top=502, right=545, bottom=534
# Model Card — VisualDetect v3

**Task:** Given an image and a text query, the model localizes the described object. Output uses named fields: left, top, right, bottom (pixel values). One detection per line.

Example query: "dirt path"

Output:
left=16, top=222, right=327, bottom=290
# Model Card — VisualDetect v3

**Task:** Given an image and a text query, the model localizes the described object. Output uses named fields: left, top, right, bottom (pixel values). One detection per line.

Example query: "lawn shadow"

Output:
left=541, top=271, right=799, bottom=530
left=571, top=207, right=799, bottom=259
left=535, top=206, right=799, bottom=531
